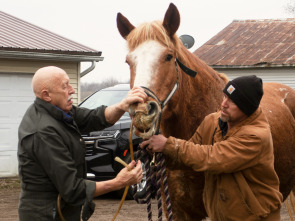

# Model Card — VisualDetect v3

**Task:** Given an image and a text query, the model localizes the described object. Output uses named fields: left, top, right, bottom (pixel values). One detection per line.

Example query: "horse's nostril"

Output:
left=148, top=102, right=158, bottom=115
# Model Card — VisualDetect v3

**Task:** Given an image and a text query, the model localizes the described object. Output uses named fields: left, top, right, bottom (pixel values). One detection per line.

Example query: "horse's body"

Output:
left=117, top=3, right=295, bottom=220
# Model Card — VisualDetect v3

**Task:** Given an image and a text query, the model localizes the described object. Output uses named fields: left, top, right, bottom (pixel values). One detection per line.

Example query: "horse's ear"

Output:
left=163, top=3, right=180, bottom=37
left=117, top=13, right=135, bottom=39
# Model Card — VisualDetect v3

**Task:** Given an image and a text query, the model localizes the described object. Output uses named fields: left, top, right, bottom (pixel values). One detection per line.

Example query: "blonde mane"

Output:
left=126, top=20, right=182, bottom=53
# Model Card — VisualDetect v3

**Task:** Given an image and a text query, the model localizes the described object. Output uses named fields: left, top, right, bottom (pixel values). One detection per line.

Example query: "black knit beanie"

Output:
left=223, top=75, right=263, bottom=116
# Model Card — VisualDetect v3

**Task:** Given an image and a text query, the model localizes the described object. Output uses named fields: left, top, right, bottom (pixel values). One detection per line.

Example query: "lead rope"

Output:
left=134, top=144, right=154, bottom=220
left=133, top=131, right=173, bottom=221
left=57, top=194, right=66, bottom=221
left=156, top=153, right=173, bottom=221
left=112, top=122, right=135, bottom=221
left=133, top=150, right=173, bottom=221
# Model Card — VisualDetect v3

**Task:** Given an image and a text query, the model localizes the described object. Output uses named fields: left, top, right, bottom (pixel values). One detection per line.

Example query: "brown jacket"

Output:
left=164, top=108, right=282, bottom=221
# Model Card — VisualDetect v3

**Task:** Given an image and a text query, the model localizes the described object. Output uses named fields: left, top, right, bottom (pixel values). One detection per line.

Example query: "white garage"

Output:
left=0, top=73, right=34, bottom=176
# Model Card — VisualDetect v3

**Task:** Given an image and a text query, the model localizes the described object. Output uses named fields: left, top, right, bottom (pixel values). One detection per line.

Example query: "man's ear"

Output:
left=41, top=90, right=51, bottom=102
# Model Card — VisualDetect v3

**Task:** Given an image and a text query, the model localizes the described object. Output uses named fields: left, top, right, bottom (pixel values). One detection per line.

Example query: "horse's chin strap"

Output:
left=141, top=83, right=178, bottom=110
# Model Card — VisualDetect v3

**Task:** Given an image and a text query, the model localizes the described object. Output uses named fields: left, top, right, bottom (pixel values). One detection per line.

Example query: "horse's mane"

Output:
left=126, top=20, right=182, bottom=54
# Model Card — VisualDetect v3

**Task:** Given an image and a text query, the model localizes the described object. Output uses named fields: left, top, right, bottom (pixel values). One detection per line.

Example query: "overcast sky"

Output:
left=1, top=0, right=293, bottom=83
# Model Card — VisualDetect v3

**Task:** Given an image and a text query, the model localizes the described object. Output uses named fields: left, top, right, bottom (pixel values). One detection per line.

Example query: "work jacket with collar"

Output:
left=164, top=107, right=283, bottom=221
left=18, top=98, right=113, bottom=221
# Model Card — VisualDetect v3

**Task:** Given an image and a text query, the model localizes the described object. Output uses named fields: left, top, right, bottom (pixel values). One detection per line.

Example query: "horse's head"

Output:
left=117, top=3, right=186, bottom=139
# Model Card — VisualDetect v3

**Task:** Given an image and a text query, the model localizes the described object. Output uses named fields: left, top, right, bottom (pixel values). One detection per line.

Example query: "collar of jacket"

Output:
left=212, top=107, right=262, bottom=142
left=34, top=97, right=74, bottom=123
left=217, top=107, right=263, bottom=139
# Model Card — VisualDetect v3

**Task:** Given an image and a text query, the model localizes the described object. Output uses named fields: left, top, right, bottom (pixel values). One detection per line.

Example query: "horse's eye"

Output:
left=165, top=54, right=173, bottom=62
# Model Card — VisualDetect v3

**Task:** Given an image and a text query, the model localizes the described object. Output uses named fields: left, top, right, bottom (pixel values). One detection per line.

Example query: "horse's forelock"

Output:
left=126, top=20, right=178, bottom=51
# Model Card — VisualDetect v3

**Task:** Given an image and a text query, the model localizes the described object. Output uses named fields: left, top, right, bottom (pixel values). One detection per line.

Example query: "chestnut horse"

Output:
left=117, top=3, right=295, bottom=220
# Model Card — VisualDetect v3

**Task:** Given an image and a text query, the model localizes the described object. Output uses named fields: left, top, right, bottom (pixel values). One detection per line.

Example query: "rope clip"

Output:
left=150, top=153, right=157, bottom=167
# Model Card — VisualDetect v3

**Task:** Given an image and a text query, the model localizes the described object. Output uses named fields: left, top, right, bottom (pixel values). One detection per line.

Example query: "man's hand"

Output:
left=94, top=160, right=143, bottom=197
left=115, top=160, right=143, bottom=188
left=104, top=86, right=147, bottom=124
left=139, top=134, right=168, bottom=153
left=119, top=86, right=147, bottom=112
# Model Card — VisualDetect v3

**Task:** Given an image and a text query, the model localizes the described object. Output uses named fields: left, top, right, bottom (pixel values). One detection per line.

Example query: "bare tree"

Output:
left=80, top=77, right=129, bottom=100
left=285, top=0, right=295, bottom=15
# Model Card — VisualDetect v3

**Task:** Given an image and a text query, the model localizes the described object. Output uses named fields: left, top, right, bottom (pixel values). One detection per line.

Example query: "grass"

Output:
left=0, top=177, right=21, bottom=190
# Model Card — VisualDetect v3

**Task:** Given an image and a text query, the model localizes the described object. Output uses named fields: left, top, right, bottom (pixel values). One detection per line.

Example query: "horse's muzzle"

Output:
left=129, top=100, right=161, bottom=139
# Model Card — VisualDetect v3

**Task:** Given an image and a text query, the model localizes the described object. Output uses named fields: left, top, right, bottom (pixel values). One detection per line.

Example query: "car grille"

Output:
left=83, top=137, right=96, bottom=156
left=82, top=130, right=120, bottom=156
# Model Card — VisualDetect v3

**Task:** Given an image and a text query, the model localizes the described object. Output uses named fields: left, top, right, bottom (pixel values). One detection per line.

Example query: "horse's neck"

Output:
left=162, top=67, right=225, bottom=139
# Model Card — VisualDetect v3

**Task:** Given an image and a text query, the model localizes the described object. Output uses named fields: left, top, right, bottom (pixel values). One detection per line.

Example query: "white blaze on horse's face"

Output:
left=127, top=40, right=165, bottom=139
left=129, top=40, right=165, bottom=88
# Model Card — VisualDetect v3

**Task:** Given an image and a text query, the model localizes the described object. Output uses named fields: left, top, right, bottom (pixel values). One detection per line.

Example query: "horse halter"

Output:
left=142, top=58, right=197, bottom=108
left=141, top=58, right=198, bottom=134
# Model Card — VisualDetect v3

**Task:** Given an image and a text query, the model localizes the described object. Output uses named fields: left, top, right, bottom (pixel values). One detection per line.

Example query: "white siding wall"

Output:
left=215, top=67, right=295, bottom=89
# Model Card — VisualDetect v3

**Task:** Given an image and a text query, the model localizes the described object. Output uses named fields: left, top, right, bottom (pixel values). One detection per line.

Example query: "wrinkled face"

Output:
left=49, top=72, right=75, bottom=113
left=220, top=95, right=247, bottom=129
left=127, top=40, right=176, bottom=139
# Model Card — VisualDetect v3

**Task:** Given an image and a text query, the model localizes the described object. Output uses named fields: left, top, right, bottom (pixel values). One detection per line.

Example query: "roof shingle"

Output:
left=0, top=11, right=101, bottom=56
left=194, top=18, right=295, bottom=67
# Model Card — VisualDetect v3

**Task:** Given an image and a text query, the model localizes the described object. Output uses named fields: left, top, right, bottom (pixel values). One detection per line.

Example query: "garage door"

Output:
left=0, top=73, right=34, bottom=177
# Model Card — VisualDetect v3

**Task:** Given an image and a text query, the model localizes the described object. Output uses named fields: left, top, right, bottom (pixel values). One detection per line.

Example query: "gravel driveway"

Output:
left=0, top=178, right=293, bottom=221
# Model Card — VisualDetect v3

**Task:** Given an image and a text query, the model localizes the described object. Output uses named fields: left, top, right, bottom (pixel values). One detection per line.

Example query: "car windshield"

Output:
left=80, top=89, right=130, bottom=119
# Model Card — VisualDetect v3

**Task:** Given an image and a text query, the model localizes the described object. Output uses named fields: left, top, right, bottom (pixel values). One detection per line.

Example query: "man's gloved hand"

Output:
left=82, top=200, right=96, bottom=221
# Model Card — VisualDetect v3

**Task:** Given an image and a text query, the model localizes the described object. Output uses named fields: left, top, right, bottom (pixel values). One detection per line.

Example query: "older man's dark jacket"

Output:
left=18, top=98, right=112, bottom=220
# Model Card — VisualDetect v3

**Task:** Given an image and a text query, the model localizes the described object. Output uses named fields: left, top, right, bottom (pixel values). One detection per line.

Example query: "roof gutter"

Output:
left=0, top=50, right=104, bottom=62
left=0, top=50, right=104, bottom=77
left=81, top=61, right=96, bottom=77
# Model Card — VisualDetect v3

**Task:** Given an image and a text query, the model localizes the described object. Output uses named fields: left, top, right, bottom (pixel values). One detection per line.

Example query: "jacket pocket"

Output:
left=234, top=172, right=268, bottom=217
left=215, top=174, right=260, bottom=221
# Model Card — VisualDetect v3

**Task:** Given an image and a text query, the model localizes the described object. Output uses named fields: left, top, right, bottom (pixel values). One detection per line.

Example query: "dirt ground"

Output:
left=0, top=177, right=293, bottom=221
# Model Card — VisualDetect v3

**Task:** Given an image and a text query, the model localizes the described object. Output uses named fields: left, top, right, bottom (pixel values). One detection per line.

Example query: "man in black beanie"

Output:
left=223, top=75, right=264, bottom=116
left=140, top=75, right=283, bottom=220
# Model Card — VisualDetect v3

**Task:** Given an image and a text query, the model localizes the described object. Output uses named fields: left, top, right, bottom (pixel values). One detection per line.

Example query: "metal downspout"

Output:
left=81, top=61, right=96, bottom=77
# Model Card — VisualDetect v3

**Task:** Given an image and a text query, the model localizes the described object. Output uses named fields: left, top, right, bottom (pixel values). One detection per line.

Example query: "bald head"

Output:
left=32, top=66, right=67, bottom=98
left=32, top=66, right=75, bottom=112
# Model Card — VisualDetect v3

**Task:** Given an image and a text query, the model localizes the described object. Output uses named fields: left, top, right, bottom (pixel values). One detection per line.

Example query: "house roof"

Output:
left=194, top=18, right=295, bottom=68
left=0, top=10, right=102, bottom=61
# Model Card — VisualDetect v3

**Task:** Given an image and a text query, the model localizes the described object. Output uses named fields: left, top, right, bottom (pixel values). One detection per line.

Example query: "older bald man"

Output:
left=18, top=66, right=146, bottom=221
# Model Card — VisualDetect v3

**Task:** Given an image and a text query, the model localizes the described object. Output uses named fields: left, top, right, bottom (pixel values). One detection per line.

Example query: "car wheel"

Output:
left=116, top=151, right=148, bottom=200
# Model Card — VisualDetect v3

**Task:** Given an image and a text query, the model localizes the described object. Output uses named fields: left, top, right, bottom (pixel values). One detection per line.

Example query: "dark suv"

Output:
left=79, top=84, right=146, bottom=199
